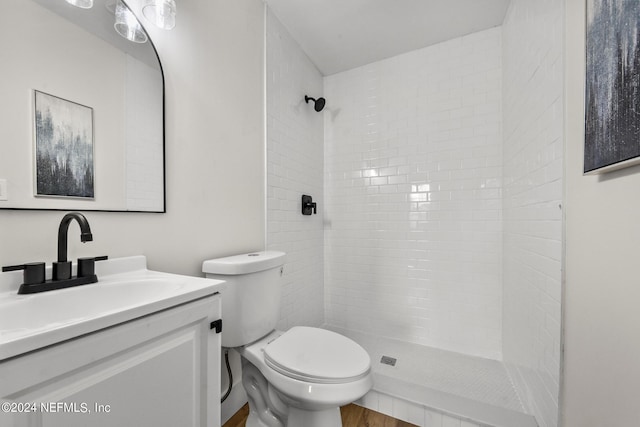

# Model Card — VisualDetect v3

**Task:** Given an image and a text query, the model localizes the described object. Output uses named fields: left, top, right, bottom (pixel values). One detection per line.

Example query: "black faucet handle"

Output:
left=2, top=262, right=46, bottom=285
left=2, top=264, right=26, bottom=272
left=77, top=256, right=109, bottom=278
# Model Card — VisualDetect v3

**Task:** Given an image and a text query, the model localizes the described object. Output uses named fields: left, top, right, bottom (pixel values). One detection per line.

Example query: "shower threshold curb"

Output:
left=371, top=373, right=538, bottom=427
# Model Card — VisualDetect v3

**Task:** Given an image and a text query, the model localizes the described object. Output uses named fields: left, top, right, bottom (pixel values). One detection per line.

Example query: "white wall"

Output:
left=324, top=28, right=503, bottom=359
left=563, top=0, right=640, bottom=425
left=501, top=1, right=564, bottom=427
left=266, top=9, right=325, bottom=330
left=0, top=0, right=265, bottom=276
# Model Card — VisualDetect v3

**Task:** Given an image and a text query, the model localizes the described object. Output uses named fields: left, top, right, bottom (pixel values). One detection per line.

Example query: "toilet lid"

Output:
left=264, top=327, right=370, bottom=384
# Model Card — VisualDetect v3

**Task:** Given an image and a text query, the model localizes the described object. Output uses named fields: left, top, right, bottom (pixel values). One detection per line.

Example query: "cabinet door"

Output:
left=0, top=295, right=221, bottom=427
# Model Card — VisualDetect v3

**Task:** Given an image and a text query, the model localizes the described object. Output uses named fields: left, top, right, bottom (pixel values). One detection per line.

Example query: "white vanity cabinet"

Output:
left=0, top=294, right=222, bottom=427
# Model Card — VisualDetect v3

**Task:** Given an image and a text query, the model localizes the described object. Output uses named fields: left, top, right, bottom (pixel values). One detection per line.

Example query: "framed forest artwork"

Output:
left=585, top=0, right=640, bottom=174
left=34, top=90, right=94, bottom=198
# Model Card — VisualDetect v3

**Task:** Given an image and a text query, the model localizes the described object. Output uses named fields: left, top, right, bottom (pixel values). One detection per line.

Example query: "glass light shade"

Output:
left=142, top=0, right=176, bottom=30
left=66, top=0, right=94, bottom=8
left=114, top=0, right=148, bottom=43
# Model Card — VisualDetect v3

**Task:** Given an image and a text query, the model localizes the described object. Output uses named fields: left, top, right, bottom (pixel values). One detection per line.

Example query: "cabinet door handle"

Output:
left=210, top=319, right=222, bottom=334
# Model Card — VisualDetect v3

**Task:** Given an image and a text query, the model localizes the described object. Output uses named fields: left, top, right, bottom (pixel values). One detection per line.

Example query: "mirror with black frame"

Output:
left=0, top=0, right=165, bottom=212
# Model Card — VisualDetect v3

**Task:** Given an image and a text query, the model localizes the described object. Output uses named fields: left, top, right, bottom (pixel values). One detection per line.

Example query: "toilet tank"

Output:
left=202, top=251, right=285, bottom=348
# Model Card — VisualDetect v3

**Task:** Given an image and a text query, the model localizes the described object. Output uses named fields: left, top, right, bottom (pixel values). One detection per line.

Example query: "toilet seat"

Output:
left=264, top=327, right=370, bottom=384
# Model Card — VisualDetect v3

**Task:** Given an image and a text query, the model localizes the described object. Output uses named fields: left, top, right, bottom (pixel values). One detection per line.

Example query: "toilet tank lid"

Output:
left=202, top=251, right=286, bottom=275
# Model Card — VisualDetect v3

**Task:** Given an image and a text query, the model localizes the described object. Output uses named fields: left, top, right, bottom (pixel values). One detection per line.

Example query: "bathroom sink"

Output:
left=0, top=256, right=226, bottom=361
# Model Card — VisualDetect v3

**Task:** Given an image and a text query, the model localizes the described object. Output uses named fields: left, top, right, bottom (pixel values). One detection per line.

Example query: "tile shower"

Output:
left=324, top=27, right=503, bottom=361
left=266, top=0, right=563, bottom=426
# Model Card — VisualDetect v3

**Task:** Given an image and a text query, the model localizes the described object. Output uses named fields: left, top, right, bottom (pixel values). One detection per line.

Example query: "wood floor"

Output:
left=223, top=403, right=417, bottom=427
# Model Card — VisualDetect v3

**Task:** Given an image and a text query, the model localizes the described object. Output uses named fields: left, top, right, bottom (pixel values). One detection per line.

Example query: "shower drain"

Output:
left=380, top=355, right=397, bottom=366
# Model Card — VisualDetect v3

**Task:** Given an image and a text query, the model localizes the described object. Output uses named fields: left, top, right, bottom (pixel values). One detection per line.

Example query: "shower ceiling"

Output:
left=265, top=0, right=511, bottom=76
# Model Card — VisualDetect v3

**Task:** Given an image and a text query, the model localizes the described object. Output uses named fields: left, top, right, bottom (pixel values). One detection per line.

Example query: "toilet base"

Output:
left=241, top=357, right=344, bottom=427
left=242, top=358, right=286, bottom=427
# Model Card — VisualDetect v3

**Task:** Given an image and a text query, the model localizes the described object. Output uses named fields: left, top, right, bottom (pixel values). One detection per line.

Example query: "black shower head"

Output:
left=305, top=95, right=326, bottom=112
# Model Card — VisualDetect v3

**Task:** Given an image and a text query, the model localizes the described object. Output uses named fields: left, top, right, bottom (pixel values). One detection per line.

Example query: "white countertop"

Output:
left=0, top=256, right=225, bottom=361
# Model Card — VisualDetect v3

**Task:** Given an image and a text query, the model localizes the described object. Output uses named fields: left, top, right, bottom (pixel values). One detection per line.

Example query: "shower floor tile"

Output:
left=324, top=325, right=524, bottom=413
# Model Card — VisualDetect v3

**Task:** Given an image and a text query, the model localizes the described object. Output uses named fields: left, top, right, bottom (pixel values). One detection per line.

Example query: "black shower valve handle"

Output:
left=301, top=195, right=317, bottom=215
left=307, top=201, right=317, bottom=214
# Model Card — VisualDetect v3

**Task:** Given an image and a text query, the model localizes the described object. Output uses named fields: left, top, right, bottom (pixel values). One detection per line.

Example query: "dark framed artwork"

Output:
left=585, top=0, right=640, bottom=174
left=34, top=90, right=94, bottom=198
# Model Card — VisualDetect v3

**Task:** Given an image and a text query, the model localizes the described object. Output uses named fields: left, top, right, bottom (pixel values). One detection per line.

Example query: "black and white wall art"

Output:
left=34, top=90, right=94, bottom=198
left=585, top=0, right=640, bottom=174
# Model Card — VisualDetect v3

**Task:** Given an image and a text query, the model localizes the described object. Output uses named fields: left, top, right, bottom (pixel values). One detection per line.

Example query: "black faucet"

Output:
left=2, top=211, right=107, bottom=294
left=53, top=212, right=93, bottom=281
left=58, top=212, right=93, bottom=261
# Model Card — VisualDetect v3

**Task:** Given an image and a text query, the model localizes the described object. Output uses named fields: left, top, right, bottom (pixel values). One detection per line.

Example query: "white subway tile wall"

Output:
left=502, top=1, right=563, bottom=427
left=266, top=9, right=325, bottom=329
left=125, top=56, right=164, bottom=211
left=324, top=28, right=504, bottom=359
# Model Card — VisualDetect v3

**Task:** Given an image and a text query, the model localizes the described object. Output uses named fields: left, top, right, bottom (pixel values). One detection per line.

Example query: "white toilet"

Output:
left=203, top=251, right=373, bottom=427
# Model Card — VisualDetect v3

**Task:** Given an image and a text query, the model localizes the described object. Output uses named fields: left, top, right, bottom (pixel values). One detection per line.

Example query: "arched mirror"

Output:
left=0, top=0, right=165, bottom=212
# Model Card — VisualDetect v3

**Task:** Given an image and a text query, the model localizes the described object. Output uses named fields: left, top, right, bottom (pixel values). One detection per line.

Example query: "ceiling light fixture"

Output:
left=114, top=0, right=148, bottom=43
left=65, top=0, right=94, bottom=9
left=142, top=0, right=176, bottom=30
